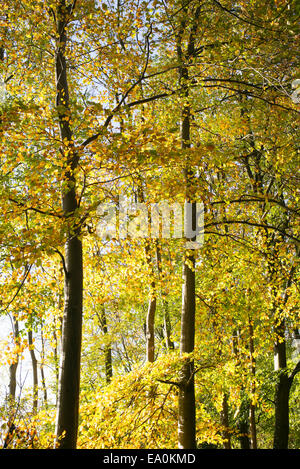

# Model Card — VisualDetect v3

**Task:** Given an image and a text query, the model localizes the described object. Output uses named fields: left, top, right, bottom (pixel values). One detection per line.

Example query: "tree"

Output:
left=0, top=0, right=299, bottom=451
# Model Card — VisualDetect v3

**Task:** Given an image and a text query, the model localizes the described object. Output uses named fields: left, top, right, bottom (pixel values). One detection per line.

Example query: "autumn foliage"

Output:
left=0, top=0, right=299, bottom=450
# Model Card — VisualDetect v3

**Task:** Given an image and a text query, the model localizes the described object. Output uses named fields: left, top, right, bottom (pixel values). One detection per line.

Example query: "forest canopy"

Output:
left=0, top=0, right=299, bottom=450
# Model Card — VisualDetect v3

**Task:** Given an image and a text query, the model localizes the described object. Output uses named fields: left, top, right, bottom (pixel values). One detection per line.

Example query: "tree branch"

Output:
left=54, top=248, right=69, bottom=278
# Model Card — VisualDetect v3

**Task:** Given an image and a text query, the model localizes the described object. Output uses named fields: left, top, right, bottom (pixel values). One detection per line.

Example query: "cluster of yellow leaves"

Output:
left=0, top=409, right=56, bottom=449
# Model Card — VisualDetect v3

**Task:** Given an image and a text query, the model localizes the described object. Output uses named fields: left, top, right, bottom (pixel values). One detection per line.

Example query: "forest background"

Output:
left=0, top=0, right=299, bottom=450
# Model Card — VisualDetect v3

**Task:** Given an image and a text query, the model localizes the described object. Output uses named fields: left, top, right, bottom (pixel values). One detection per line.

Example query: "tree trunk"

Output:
left=28, top=330, right=38, bottom=414
left=156, top=243, right=174, bottom=350
left=248, top=319, right=257, bottom=449
left=272, top=324, right=300, bottom=448
left=220, top=393, right=231, bottom=449
left=40, top=329, right=48, bottom=408
left=136, top=182, right=157, bottom=363
left=8, top=362, right=18, bottom=403
left=177, top=74, right=197, bottom=449
left=146, top=291, right=156, bottom=363
left=8, top=316, right=19, bottom=404
left=271, top=260, right=298, bottom=449
left=144, top=242, right=156, bottom=363
left=178, top=241, right=196, bottom=449
left=55, top=235, right=83, bottom=450
left=237, top=398, right=250, bottom=449
left=54, top=282, right=63, bottom=405
left=54, top=0, right=83, bottom=449
left=5, top=316, right=19, bottom=449
left=98, top=308, right=113, bottom=383
left=177, top=6, right=200, bottom=448
left=273, top=321, right=290, bottom=449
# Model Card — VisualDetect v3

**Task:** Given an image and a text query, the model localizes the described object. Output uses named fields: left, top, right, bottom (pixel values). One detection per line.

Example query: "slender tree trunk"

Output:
left=221, top=393, right=232, bottom=449
left=232, top=328, right=250, bottom=449
left=8, top=316, right=19, bottom=404
left=146, top=289, right=156, bottom=363
left=137, top=183, right=157, bottom=363
left=144, top=232, right=156, bottom=364
left=145, top=243, right=156, bottom=363
left=53, top=321, right=59, bottom=405
left=237, top=398, right=250, bottom=449
left=40, top=329, right=48, bottom=408
left=178, top=239, right=196, bottom=449
left=177, top=61, right=197, bottom=451
left=5, top=316, right=19, bottom=449
left=272, top=261, right=299, bottom=449
left=8, top=362, right=18, bottom=404
left=28, top=330, right=38, bottom=414
left=98, top=308, right=113, bottom=383
left=156, top=243, right=174, bottom=350
left=55, top=187, right=83, bottom=449
left=273, top=321, right=291, bottom=449
left=54, top=0, right=83, bottom=449
left=177, top=5, right=201, bottom=448
left=248, top=319, right=257, bottom=449
left=54, top=281, right=63, bottom=405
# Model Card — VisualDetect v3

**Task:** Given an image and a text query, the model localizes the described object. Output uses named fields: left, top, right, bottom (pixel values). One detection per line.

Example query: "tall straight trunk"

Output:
left=54, top=0, right=83, bottom=449
left=146, top=291, right=156, bottom=363
left=176, top=5, right=201, bottom=449
left=28, top=330, right=38, bottom=413
left=156, top=243, right=174, bottom=350
left=272, top=256, right=300, bottom=449
left=232, top=329, right=250, bottom=449
left=145, top=243, right=156, bottom=363
left=221, top=393, right=231, bottom=449
left=8, top=362, right=18, bottom=404
left=237, top=398, right=250, bottom=449
left=53, top=321, right=59, bottom=405
left=137, top=183, right=157, bottom=363
left=5, top=317, right=19, bottom=449
left=178, top=227, right=196, bottom=449
left=8, top=316, right=19, bottom=404
left=40, top=329, right=48, bottom=408
left=54, top=282, right=63, bottom=405
left=98, top=308, right=113, bottom=383
left=273, top=320, right=290, bottom=449
left=177, top=58, right=197, bottom=451
left=248, top=319, right=257, bottom=449
left=273, top=350, right=300, bottom=449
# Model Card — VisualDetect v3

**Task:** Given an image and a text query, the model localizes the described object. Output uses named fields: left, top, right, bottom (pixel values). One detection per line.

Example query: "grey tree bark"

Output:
left=97, top=308, right=113, bottom=383
left=248, top=319, right=257, bottom=449
left=272, top=320, right=300, bottom=449
left=156, top=243, right=174, bottom=351
left=8, top=316, right=19, bottom=404
left=28, top=329, right=38, bottom=413
left=54, top=0, right=83, bottom=449
left=40, top=328, right=48, bottom=408
left=145, top=243, right=156, bottom=363
left=177, top=4, right=201, bottom=450
left=221, top=393, right=232, bottom=449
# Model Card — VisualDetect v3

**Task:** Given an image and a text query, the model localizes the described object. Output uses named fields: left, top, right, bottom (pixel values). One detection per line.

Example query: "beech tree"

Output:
left=0, top=0, right=299, bottom=450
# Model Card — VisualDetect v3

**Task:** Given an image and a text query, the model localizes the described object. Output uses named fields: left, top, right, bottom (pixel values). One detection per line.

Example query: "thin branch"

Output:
left=1, top=264, right=32, bottom=314
left=212, top=0, right=277, bottom=31
left=156, top=378, right=181, bottom=387
left=209, top=196, right=300, bottom=217
left=289, top=360, right=300, bottom=383
left=205, top=219, right=300, bottom=243
left=8, top=198, right=62, bottom=219
left=54, top=248, right=69, bottom=278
